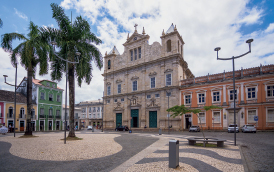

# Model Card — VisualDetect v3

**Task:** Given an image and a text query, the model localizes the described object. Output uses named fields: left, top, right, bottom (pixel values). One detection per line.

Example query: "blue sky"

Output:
left=0, top=0, right=274, bottom=103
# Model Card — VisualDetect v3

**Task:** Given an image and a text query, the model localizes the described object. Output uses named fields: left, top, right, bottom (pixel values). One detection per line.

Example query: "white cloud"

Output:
left=14, top=8, right=28, bottom=21
left=2, top=0, right=273, bottom=104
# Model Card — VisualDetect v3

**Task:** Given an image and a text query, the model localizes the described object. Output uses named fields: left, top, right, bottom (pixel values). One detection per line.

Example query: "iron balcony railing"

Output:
left=56, top=115, right=61, bottom=119
left=39, top=114, right=45, bottom=118
left=19, top=114, right=26, bottom=119
left=7, top=113, right=13, bottom=118
left=49, top=115, right=53, bottom=118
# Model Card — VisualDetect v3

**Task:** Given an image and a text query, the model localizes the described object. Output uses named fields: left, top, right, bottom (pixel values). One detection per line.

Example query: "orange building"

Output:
left=180, top=64, right=274, bottom=131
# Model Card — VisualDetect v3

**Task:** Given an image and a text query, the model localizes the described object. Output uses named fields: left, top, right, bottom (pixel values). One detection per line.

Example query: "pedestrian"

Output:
left=9, top=124, right=11, bottom=133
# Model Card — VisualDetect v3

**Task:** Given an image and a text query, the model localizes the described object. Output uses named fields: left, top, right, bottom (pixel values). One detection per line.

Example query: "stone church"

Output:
left=102, top=24, right=194, bottom=130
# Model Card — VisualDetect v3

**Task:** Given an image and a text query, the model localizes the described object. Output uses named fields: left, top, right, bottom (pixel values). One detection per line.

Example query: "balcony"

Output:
left=19, top=114, right=26, bottom=119
left=39, top=114, right=45, bottom=118
left=7, top=113, right=13, bottom=118
left=56, top=115, right=61, bottom=119
left=31, top=115, right=36, bottom=119
left=49, top=115, right=53, bottom=118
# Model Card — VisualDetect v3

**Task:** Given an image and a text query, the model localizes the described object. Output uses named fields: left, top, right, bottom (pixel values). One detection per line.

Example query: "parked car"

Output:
left=242, top=124, right=257, bottom=133
left=115, top=126, right=129, bottom=131
left=228, top=124, right=239, bottom=133
left=189, top=125, right=200, bottom=132
left=87, top=126, right=93, bottom=130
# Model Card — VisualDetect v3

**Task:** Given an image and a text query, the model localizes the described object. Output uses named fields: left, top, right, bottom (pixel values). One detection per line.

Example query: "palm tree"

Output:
left=42, top=3, right=103, bottom=137
left=1, top=21, right=50, bottom=135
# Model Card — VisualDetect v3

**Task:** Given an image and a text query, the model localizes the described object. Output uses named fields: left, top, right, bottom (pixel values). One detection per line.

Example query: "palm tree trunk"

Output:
left=25, top=67, right=33, bottom=135
left=68, top=63, right=75, bottom=137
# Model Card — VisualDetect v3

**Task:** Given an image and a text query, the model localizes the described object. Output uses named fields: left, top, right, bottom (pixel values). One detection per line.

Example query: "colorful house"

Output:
left=180, top=64, right=274, bottom=131
left=0, top=90, right=37, bottom=131
left=17, top=78, right=63, bottom=131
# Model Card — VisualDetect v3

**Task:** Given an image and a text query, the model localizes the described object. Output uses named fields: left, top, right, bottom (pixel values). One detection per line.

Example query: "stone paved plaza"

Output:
left=0, top=130, right=273, bottom=172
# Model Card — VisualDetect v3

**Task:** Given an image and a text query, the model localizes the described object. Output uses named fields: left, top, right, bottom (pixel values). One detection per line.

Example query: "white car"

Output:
left=87, top=126, right=93, bottom=130
left=0, top=126, right=8, bottom=134
left=242, top=124, right=256, bottom=133
left=228, top=124, right=239, bottom=133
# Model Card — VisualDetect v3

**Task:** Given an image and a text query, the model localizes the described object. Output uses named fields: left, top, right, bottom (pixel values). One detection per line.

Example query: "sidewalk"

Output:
left=112, top=133, right=244, bottom=172
left=0, top=131, right=245, bottom=172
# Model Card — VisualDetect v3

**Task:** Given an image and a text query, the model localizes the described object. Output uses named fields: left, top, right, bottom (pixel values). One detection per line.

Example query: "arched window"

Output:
left=8, top=107, right=13, bottom=118
left=181, top=45, right=183, bottom=55
left=167, top=40, right=171, bottom=52
left=20, top=107, right=25, bottom=118
left=108, top=60, right=111, bottom=69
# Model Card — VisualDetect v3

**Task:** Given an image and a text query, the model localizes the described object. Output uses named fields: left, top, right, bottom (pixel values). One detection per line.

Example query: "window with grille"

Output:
left=147, top=95, right=151, bottom=99
left=107, top=86, right=111, bottom=95
left=155, top=94, right=160, bottom=98
left=166, top=74, right=171, bottom=86
left=247, top=87, right=256, bottom=99
left=133, top=81, right=137, bottom=91
left=118, top=84, right=121, bottom=94
left=230, top=90, right=237, bottom=100
left=198, top=93, right=205, bottom=103
left=130, top=50, right=133, bottom=61
left=108, top=60, right=111, bottom=69
left=121, top=98, right=124, bottom=102
left=151, top=77, right=155, bottom=88
left=267, top=86, right=274, bottom=97
left=41, top=92, right=45, bottom=100
left=213, top=92, right=220, bottom=102
left=185, top=95, right=191, bottom=104
left=138, top=47, right=141, bottom=58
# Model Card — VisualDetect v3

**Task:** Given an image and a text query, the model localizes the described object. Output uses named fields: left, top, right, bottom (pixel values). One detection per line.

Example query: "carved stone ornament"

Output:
left=116, top=79, right=122, bottom=83
left=147, top=98, right=159, bottom=107
left=149, top=71, right=157, bottom=76
left=106, top=82, right=111, bottom=85
left=114, top=102, right=124, bottom=111
left=164, top=69, right=173, bottom=73
left=131, top=76, right=139, bottom=80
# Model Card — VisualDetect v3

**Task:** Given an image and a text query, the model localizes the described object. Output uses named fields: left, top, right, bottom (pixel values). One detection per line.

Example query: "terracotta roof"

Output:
left=0, top=90, right=28, bottom=103
left=32, top=78, right=63, bottom=90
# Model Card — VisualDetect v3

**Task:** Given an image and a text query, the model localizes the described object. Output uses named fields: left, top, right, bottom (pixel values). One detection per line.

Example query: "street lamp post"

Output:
left=214, top=39, right=253, bottom=146
left=165, top=88, right=171, bottom=134
left=3, top=63, right=25, bottom=137
left=51, top=41, right=81, bottom=144
left=101, top=91, right=104, bottom=132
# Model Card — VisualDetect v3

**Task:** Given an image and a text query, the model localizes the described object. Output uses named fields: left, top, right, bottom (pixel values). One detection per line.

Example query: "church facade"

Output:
left=102, top=24, right=193, bottom=130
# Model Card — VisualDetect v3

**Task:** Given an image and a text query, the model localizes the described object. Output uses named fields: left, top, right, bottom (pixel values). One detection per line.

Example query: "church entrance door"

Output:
left=149, top=111, right=157, bottom=128
left=116, top=113, right=122, bottom=128
left=131, top=109, right=139, bottom=128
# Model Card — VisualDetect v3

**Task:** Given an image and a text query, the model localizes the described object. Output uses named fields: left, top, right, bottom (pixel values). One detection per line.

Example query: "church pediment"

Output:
left=123, top=32, right=150, bottom=46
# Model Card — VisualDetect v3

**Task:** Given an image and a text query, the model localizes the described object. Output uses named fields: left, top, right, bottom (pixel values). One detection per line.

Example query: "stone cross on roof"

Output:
left=134, top=24, right=138, bottom=31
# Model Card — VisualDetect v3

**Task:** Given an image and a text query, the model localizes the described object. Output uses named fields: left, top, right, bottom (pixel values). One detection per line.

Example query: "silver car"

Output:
left=189, top=125, right=200, bottom=132
left=228, top=124, right=239, bottom=133
left=242, top=124, right=256, bottom=133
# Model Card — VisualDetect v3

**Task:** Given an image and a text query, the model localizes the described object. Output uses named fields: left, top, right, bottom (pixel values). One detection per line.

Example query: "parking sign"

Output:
left=254, top=116, right=258, bottom=121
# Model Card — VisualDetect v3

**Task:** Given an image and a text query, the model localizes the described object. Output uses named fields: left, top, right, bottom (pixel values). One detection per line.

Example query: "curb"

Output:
left=239, top=144, right=254, bottom=172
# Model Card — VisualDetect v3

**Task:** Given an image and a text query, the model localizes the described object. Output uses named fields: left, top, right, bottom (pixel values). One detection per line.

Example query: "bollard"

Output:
left=159, top=128, right=162, bottom=135
left=169, top=139, right=179, bottom=168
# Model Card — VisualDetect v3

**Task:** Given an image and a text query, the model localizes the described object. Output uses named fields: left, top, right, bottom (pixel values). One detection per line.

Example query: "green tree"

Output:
left=1, top=21, right=50, bottom=135
left=42, top=3, right=103, bottom=137
left=167, top=105, right=222, bottom=140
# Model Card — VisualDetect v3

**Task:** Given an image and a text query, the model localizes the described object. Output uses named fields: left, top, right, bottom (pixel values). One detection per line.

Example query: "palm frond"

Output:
left=50, top=3, right=71, bottom=34
left=1, top=33, right=27, bottom=52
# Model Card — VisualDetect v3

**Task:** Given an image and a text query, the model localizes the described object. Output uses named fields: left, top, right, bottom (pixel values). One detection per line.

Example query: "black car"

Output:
left=115, top=126, right=129, bottom=131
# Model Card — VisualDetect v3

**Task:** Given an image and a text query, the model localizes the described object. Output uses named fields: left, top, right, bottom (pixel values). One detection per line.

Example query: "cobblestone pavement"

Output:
left=0, top=130, right=272, bottom=172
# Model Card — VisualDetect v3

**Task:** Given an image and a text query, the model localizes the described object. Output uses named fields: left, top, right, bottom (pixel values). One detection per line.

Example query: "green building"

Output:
left=18, top=78, right=63, bottom=131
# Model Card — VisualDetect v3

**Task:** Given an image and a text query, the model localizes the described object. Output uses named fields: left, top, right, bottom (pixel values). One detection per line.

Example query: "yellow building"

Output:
left=0, top=90, right=37, bottom=132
